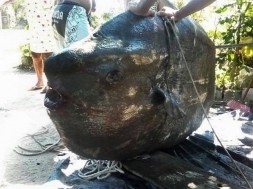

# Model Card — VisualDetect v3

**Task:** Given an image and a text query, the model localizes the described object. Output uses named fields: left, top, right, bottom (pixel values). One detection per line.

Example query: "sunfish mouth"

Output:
left=44, top=88, right=64, bottom=110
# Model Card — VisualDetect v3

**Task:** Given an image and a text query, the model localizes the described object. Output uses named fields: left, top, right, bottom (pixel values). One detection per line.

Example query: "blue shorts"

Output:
left=52, top=1, right=91, bottom=50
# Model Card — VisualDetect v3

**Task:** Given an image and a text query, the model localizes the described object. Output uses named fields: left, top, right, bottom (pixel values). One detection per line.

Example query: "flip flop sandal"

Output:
left=28, top=86, right=43, bottom=91
left=40, top=86, right=48, bottom=94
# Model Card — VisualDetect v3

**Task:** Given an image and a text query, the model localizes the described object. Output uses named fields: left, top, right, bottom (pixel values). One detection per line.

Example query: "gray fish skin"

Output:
left=44, top=7, right=215, bottom=160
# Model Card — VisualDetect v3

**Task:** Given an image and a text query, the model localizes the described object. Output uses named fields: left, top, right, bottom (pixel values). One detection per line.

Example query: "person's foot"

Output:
left=40, top=86, right=48, bottom=94
left=28, top=86, right=43, bottom=91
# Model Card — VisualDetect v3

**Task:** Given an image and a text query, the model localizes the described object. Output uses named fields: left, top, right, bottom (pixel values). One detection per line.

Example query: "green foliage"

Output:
left=90, top=12, right=115, bottom=29
left=173, top=0, right=187, bottom=9
left=241, top=37, right=253, bottom=58
left=18, top=42, right=33, bottom=70
left=12, top=0, right=23, bottom=11
left=18, top=24, right=33, bottom=70
left=213, top=0, right=253, bottom=90
left=19, top=43, right=31, bottom=57
left=9, top=0, right=26, bottom=28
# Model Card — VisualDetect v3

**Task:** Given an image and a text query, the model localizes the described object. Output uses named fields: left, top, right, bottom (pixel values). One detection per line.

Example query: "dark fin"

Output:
left=150, top=87, right=186, bottom=119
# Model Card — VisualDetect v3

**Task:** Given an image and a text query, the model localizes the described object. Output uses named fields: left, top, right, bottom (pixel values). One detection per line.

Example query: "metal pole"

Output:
left=215, top=43, right=253, bottom=49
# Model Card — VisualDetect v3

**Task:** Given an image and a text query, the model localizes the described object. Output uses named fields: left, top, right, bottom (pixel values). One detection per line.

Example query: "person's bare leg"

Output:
left=41, top=52, right=53, bottom=93
left=42, top=52, right=53, bottom=61
left=30, top=52, right=44, bottom=89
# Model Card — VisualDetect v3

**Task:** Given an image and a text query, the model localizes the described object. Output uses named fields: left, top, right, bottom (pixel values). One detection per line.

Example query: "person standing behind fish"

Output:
left=1, top=0, right=56, bottom=92
left=128, top=0, right=216, bottom=21
left=52, top=0, right=96, bottom=51
left=26, top=0, right=56, bottom=92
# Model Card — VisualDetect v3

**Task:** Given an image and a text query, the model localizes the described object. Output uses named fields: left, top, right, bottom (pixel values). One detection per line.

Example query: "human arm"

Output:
left=129, top=0, right=215, bottom=19
left=128, top=0, right=158, bottom=16
left=91, top=0, right=96, bottom=12
left=158, top=0, right=216, bottom=21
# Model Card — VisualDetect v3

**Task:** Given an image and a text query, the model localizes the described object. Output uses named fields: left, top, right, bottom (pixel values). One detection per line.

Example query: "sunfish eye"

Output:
left=93, top=32, right=99, bottom=37
left=92, top=32, right=103, bottom=38
left=105, top=70, right=123, bottom=84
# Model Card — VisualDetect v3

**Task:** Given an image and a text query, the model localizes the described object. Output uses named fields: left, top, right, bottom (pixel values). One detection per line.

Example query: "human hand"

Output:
left=157, top=6, right=179, bottom=21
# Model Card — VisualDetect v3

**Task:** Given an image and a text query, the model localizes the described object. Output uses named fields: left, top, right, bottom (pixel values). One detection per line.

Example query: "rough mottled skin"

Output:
left=44, top=2, right=215, bottom=160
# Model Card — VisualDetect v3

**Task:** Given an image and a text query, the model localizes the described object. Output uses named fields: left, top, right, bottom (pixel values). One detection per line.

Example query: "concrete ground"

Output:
left=0, top=29, right=61, bottom=188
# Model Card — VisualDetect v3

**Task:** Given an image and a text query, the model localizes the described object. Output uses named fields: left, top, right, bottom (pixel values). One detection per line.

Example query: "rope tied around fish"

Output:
left=162, top=16, right=252, bottom=189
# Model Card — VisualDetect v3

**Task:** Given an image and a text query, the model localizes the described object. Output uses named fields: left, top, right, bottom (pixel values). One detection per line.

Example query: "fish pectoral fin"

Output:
left=164, top=92, right=186, bottom=119
left=151, top=87, right=186, bottom=119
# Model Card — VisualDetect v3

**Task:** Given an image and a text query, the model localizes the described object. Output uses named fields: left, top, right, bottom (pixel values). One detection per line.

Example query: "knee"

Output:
left=31, top=52, right=42, bottom=62
left=42, top=52, right=53, bottom=60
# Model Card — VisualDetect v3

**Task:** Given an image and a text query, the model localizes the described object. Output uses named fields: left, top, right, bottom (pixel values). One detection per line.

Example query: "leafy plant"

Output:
left=18, top=24, right=33, bottom=70
left=240, top=37, right=253, bottom=58
left=19, top=43, right=31, bottom=57
left=90, top=12, right=116, bottom=29
left=214, top=0, right=253, bottom=90
left=18, top=42, right=33, bottom=70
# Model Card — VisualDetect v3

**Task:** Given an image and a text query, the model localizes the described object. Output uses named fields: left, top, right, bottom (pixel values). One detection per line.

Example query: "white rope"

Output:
left=78, top=159, right=124, bottom=180
left=14, top=127, right=124, bottom=180
left=13, top=126, right=62, bottom=156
